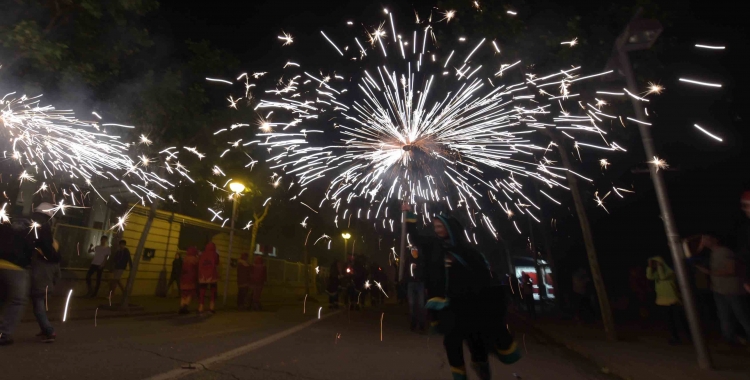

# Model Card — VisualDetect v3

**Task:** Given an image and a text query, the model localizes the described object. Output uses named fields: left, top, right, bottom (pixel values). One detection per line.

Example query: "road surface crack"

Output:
left=122, top=344, right=241, bottom=380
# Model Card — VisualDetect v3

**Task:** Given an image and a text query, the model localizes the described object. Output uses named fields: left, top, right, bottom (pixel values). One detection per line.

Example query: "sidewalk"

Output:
left=514, top=310, right=750, bottom=380
left=21, top=291, right=318, bottom=323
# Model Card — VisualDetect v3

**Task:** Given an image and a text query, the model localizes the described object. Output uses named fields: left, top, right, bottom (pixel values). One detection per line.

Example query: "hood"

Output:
left=204, top=242, right=217, bottom=255
left=186, top=246, right=199, bottom=257
left=253, top=256, right=264, bottom=265
left=435, top=214, right=465, bottom=248
left=649, top=256, right=674, bottom=273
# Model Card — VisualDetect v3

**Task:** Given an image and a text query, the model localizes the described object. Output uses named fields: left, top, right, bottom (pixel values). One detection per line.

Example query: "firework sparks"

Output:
left=561, top=38, right=578, bottom=47
left=205, top=10, right=672, bottom=243
left=693, top=124, right=723, bottom=142
left=678, top=78, right=722, bottom=88
left=278, top=31, right=294, bottom=46
left=441, top=10, right=456, bottom=23
left=62, top=289, right=73, bottom=322
left=650, top=156, right=669, bottom=171
left=644, top=82, right=664, bottom=96
left=694, top=44, right=725, bottom=50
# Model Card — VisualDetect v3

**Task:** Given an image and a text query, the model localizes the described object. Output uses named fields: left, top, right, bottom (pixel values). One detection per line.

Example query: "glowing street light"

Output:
left=341, top=232, right=351, bottom=260
left=229, top=182, right=245, bottom=193
left=223, top=181, right=245, bottom=305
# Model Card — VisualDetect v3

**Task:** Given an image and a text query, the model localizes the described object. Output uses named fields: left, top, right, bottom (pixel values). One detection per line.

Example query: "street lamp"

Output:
left=222, top=181, right=245, bottom=306
left=609, top=9, right=711, bottom=369
left=341, top=232, right=351, bottom=261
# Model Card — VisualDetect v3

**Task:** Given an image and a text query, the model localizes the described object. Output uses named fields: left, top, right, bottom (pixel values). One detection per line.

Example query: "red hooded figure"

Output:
left=248, top=255, right=267, bottom=310
left=199, top=242, right=220, bottom=284
left=178, top=246, right=199, bottom=314
left=236, top=253, right=252, bottom=309
left=198, top=242, right=220, bottom=314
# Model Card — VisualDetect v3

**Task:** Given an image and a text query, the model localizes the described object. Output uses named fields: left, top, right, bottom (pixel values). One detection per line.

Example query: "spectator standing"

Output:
left=646, top=256, right=690, bottom=344
left=249, top=255, right=267, bottom=311
left=109, top=240, right=132, bottom=297
left=29, top=203, right=61, bottom=343
left=572, top=268, right=592, bottom=322
left=697, top=235, right=750, bottom=344
left=406, top=246, right=426, bottom=331
left=236, top=253, right=251, bottom=309
left=327, top=260, right=341, bottom=309
left=0, top=214, right=32, bottom=346
left=86, top=236, right=110, bottom=297
left=198, top=242, right=220, bottom=314
left=179, top=247, right=199, bottom=314
left=167, top=253, right=183, bottom=296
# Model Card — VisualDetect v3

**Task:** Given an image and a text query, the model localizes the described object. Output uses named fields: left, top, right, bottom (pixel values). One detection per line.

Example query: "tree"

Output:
left=0, top=0, right=158, bottom=96
left=250, top=201, right=271, bottom=254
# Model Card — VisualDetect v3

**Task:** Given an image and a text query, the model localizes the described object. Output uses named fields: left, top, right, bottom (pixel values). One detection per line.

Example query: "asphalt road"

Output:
left=1, top=301, right=619, bottom=380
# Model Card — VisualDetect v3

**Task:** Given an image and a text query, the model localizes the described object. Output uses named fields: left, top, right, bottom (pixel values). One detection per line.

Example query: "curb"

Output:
left=21, top=299, right=318, bottom=324
left=511, top=310, right=632, bottom=380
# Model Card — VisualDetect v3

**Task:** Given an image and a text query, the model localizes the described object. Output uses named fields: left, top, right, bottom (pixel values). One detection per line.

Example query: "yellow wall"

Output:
left=58, top=206, right=317, bottom=298
left=120, top=210, right=181, bottom=296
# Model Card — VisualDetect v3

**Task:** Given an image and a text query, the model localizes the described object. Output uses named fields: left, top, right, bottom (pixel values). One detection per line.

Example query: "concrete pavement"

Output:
left=2, top=300, right=619, bottom=380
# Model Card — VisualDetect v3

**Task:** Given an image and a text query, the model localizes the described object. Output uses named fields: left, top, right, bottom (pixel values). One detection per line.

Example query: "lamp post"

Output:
left=609, top=9, right=711, bottom=369
left=222, top=181, right=245, bottom=306
left=341, top=232, right=351, bottom=261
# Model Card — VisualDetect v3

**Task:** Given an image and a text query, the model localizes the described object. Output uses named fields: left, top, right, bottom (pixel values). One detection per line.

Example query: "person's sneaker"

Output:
left=35, top=331, right=45, bottom=337
left=41, top=333, right=56, bottom=343
left=0, top=335, right=14, bottom=346
left=178, top=308, right=190, bottom=315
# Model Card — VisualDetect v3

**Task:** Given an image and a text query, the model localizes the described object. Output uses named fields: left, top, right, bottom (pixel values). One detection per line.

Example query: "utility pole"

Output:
left=398, top=208, right=407, bottom=281
left=548, top=130, right=617, bottom=341
left=222, top=194, right=240, bottom=306
left=614, top=31, right=711, bottom=368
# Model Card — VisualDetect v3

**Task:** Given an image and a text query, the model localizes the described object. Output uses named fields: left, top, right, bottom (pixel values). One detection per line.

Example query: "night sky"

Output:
left=78, top=1, right=750, bottom=284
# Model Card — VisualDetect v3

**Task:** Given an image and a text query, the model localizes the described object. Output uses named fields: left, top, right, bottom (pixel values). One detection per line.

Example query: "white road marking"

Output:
left=144, top=310, right=341, bottom=380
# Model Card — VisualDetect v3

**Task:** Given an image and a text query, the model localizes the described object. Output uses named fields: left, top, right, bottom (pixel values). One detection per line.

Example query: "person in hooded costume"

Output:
left=236, top=253, right=252, bottom=310
left=198, top=242, right=220, bottom=314
left=179, top=246, right=199, bottom=314
left=404, top=204, right=521, bottom=380
left=647, top=256, right=691, bottom=344
left=248, top=255, right=267, bottom=311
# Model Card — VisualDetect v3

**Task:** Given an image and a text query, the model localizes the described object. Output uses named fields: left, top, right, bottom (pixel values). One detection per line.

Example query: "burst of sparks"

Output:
left=650, top=156, right=669, bottom=171
left=139, top=134, right=153, bottom=145
left=645, top=82, right=664, bottom=96
left=204, top=11, right=726, bottom=242
left=441, top=10, right=456, bottom=23
left=278, top=31, right=294, bottom=46
left=561, top=38, right=578, bottom=47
